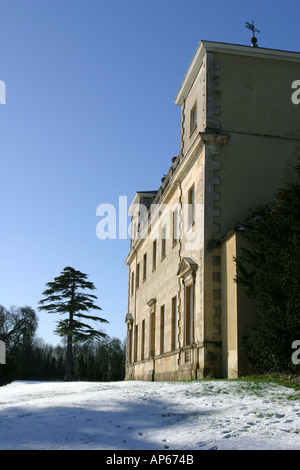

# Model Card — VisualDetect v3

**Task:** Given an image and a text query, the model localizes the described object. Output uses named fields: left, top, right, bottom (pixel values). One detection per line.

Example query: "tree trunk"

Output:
left=65, top=278, right=75, bottom=381
left=64, top=333, right=73, bottom=381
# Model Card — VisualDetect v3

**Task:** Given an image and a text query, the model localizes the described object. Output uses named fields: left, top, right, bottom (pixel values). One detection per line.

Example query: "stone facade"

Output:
left=125, top=40, right=300, bottom=380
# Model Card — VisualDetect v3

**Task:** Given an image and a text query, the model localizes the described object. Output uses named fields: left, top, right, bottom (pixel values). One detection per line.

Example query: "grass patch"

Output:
left=235, top=373, right=300, bottom=391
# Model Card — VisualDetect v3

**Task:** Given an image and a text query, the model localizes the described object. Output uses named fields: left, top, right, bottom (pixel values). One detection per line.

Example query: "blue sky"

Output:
left=0, top=0, right=299, bottom=346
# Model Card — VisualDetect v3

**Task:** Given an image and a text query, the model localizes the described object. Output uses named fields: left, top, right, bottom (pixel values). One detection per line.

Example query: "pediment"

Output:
left=146, top=298, right=157, bottom=308
left=177, top=257, right=198, bottom=278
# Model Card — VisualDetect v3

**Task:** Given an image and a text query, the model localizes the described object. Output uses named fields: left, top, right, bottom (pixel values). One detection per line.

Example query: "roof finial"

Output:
left=245, top=20, right=260, bottom=47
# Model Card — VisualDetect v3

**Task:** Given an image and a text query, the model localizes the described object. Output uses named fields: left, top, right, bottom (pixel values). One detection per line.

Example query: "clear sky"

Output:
left=0, top=0, right=299, bottom=346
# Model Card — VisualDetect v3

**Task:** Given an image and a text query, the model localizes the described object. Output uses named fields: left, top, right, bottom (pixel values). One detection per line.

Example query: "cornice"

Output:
left=124, top=131, right=231, bottom=266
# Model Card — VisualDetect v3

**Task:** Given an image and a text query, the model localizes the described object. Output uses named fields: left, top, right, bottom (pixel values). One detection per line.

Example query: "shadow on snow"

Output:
left=0, top=390, right=217, bottom=450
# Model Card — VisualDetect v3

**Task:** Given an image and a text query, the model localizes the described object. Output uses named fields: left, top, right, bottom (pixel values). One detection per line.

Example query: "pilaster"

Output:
left=201, top=132, right=229, bottom=377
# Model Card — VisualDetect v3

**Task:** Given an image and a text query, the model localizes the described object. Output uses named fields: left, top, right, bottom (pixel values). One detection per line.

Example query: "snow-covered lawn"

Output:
left=0, top=379, right=299, bottom=450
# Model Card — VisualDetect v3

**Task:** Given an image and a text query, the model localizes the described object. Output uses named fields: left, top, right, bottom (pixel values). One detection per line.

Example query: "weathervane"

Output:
left=245, top=20, right=260, bottom=47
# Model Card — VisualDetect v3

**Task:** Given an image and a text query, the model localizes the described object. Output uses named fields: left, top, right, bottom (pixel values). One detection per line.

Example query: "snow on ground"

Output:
left=0, top=379, right=299, bottom=450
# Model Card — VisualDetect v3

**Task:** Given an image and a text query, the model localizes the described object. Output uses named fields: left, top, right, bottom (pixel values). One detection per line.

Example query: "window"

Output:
left=150, top=310, right=156, bottom=356
left=160, top=305, right=165, bottom=354
left=136, top=263, right=140, bottom=290
left=136, top=264, right=140, bottom=289
left=128, top=327, right=133, bottom=363
left=172, top=209, right=179, bottom=246
left=134, top=324, right=138, bottom=362
left=190, top=104, right=197, bottom=134
left=132, top=221, right=136, bottom=241
left=131, top=271, right=134, bottom=296
left=185, top=284, right=194, bottom=346
left=152, top=240, right=157, bottom=271
left=161, top=226, right=166, bottom=259
left=171, top=296, right=178, bottom=350
left=143, top=253, right=147, bottom=281
left=141, top=319, right=145, bottom=360
left=188, top=185, right=195, bottom=227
